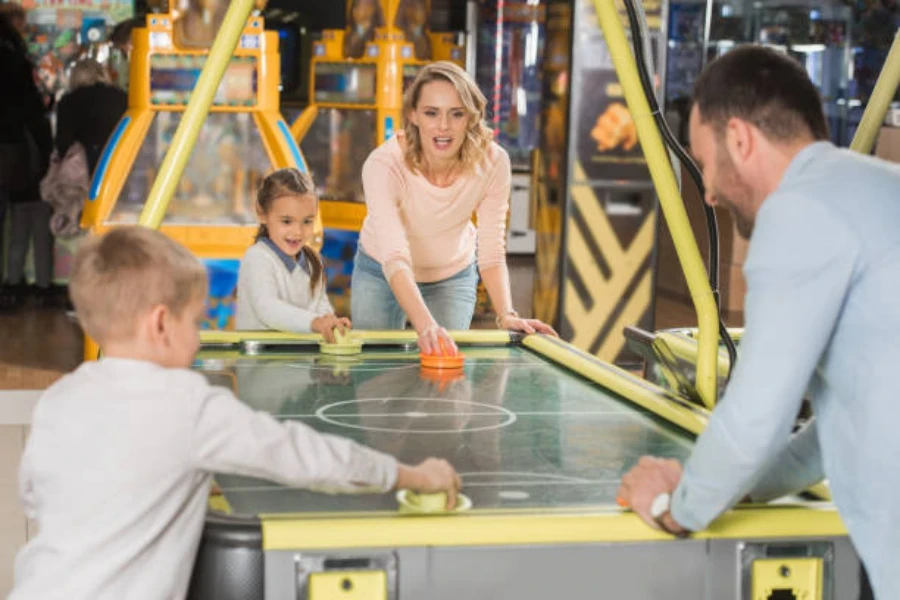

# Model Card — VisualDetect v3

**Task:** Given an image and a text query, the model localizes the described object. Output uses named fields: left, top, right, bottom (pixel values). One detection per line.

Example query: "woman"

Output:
left=351, top=61, right=556, bottom=355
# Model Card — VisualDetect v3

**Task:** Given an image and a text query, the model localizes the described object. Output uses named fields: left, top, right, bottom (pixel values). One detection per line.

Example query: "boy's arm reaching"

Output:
left=190, top=382, right=461, bottom=506
left=191, top=385, right=397, bottom=493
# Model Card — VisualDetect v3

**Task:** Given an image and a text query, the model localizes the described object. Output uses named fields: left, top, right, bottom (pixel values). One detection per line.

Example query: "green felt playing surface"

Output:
left=194, top=344, right=693, bottom=516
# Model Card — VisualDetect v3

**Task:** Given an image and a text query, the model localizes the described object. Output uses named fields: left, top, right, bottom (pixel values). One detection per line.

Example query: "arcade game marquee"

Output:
left=80, top=0, right=317, bottom=340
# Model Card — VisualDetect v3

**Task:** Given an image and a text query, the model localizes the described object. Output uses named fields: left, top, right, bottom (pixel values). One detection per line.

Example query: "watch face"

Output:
left=650, top=492, right=671, bottom=519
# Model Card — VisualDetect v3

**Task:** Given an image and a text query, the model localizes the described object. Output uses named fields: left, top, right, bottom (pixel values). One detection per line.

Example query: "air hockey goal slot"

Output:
left=296, top=552, right=397, bottom=600
left=740, top=541, right=834, bottom=600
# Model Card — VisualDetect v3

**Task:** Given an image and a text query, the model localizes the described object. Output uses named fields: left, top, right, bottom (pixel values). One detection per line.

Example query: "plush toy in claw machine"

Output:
left=343, top=0, right=385, bottom=59
left=173, top=0, right=228, bottom=49
left=172, top=0, right=268, bottom=50
left=394, top=0, right=432, bottom=60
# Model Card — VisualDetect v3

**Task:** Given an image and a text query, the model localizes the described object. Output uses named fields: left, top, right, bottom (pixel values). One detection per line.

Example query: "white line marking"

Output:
left=273, top=410, right=634, bottom=419
left=315, top=397, right=517, bottom=434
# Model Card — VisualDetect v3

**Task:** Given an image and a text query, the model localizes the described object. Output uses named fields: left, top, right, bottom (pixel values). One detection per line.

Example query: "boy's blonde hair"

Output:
left=401, top=61, right=493, bottom=175
left=70, top=227, right=208, bottom=343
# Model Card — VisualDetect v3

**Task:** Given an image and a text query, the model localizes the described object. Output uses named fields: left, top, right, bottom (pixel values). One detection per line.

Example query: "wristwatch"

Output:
left=650, top=492, right=691, bottom=539
left=495, top=310, right=519, bottom=329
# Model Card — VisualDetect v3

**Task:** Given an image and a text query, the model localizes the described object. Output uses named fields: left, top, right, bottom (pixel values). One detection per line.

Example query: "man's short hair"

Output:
left=70, top=227, right=208, bottom=344
left=692, top=45, right=829, bottom=142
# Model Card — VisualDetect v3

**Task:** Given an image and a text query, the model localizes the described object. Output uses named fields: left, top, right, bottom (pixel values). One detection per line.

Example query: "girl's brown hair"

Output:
left=402, top=61, right=493, bottom=175
left=255, top=168, right=325, bottom=294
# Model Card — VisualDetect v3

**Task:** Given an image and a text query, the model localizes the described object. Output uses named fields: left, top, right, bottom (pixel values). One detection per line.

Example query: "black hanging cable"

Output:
left=619, top=0, right=738, bottom=381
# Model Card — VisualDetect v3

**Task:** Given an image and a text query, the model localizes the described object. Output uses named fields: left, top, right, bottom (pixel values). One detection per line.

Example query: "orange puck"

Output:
left=420, top=352, right=465, bottom=370
left=616, top=496, right=629, bottom=508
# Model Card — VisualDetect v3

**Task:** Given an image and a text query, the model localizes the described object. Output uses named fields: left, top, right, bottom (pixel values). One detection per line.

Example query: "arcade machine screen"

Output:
left=301, top=63, right=380, bottom=203
left=108, top=112, right=271, bottom=224
left=148, top=54, right=259, bottom=107
left=313, top=62, right=377, bottom=104
left=108, top=54, right=272, bottom=225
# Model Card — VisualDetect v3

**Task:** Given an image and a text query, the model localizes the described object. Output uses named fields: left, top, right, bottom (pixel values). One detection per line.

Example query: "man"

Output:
left=617, top=45, right=900, bottom=599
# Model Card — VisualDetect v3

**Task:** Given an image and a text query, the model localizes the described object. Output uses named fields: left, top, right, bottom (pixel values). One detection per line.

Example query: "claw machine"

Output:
left=81, top=0, right=313, bottom=338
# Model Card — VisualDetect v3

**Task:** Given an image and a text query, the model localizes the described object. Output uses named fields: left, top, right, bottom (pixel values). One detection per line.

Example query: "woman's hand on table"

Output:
left=498, top=313, right=559, bottom=337
left=417, top=322, right=459, bottom=356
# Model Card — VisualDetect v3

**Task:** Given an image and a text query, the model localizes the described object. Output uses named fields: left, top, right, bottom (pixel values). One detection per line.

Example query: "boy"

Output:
left=10, top=227, right=460, bottom=599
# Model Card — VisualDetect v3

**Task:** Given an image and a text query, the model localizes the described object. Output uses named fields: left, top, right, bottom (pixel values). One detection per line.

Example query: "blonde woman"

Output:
left=351, top=61, right=556, bottom=355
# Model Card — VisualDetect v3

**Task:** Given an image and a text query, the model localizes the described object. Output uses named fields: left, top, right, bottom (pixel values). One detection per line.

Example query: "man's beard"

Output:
left=729, top=206, right=754, bottom=239
left=714, top=151, right=755, bottom=239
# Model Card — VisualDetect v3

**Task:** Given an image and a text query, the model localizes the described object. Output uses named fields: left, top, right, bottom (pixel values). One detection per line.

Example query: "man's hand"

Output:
left=617, top=456, right=687, bottom=534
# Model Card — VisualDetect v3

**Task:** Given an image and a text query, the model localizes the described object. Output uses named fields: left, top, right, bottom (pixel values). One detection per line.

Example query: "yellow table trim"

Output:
left=259, top=505, right=847, bottom=550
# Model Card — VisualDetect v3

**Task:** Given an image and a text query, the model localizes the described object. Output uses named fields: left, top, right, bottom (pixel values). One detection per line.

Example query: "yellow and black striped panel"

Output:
left=561, top=163, right=656, bottom=365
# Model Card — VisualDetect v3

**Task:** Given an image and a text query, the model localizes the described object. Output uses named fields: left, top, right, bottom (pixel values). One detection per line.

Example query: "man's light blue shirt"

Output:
left=670, top=142, right=900, bottom=598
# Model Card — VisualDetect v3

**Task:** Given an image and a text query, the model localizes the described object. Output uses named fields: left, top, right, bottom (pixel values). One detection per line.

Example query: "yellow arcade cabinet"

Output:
left=81, top=0, right=317, bottom=344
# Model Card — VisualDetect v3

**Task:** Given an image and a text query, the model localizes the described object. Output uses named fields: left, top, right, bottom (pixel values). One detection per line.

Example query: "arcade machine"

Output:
left=81, top=0, right=314, bottom=349
left=532, top=0, right=668, bottom=367
left=289, top=0, right=465, bottom=314
left=475, top=0, right=546, bottom=255
left=469, top=0, right=545, bottom=316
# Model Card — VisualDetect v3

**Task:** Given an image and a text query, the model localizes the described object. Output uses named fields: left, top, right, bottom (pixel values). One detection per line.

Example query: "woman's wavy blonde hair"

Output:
left=402, top=61, right=493, bottom=175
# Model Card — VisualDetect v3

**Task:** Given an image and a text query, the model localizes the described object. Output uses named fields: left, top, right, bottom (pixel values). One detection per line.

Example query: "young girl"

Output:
left=236, top=168, right=350, bottom=342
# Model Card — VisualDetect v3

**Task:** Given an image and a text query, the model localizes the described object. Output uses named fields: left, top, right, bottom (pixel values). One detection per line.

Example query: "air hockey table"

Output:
left=187, top=330, right=861, bottom=600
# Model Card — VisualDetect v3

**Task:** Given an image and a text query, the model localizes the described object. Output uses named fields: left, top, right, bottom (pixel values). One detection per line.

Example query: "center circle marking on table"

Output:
left=315, top=397, right=517, bottom=434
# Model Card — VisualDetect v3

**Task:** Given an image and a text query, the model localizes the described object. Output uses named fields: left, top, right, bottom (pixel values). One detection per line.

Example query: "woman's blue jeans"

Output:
left=350, top=247, right=479, bottom=331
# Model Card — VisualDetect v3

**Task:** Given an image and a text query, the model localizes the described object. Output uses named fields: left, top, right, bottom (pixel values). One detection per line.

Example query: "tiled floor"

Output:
left=0, top=258, right=743, bottom=595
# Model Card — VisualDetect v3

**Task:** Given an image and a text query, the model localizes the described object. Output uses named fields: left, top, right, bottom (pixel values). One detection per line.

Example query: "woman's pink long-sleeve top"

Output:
left=358, top=135, right=511, bottom=283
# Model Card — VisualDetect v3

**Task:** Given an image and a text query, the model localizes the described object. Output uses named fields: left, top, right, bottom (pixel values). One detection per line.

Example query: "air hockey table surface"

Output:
left=188, top=330, right=859, bottom=600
